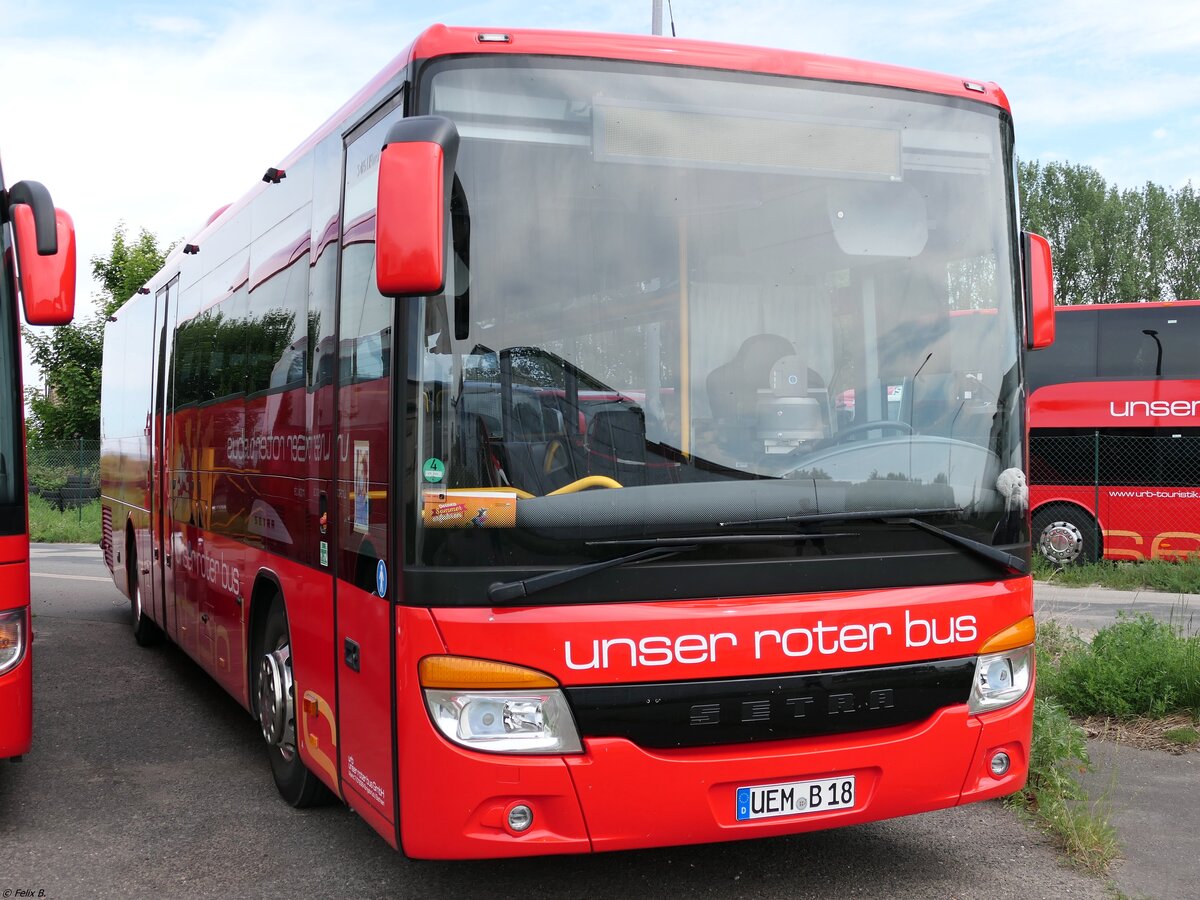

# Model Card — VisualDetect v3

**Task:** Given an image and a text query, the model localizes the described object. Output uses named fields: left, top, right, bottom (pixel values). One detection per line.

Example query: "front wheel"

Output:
left=254, top=598, right=330, bottom=808
left=127, top=536, right=162, bottom=647
left=1033, top=504, right=1100, bottom=565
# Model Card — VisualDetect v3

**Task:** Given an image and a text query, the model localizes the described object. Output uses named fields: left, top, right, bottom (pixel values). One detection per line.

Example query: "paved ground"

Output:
left=1035, top=580, right=1200, bottom=900
left=1035, top=581, right=1199, bottom=637
left=0, top=545, right=1114, bottom=899
left=1079, top=739, right=1198, bottom=900
left=6, top=548, right=1194, bottom=898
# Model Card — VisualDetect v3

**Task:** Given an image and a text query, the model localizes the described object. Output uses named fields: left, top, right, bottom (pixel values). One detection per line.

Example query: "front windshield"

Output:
left=408, top=59, right=1023, bottom=590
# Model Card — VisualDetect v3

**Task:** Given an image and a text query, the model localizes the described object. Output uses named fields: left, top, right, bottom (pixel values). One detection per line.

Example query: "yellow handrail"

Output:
left=547, top=475, right=624, bottom=496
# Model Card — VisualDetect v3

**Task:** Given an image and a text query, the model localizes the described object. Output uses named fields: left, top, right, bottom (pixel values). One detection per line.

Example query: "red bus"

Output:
left=100, top=25, right=1053, bottom=857
left=0, top=162, right=76, bottom=761
left=1028, top=300, right=1200, bottom=563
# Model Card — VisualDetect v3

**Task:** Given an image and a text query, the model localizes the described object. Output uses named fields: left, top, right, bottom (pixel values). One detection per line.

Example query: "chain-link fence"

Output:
left=26, top=438, right=101, bottom=510
left=1031, top=431, right=1200, bottom=562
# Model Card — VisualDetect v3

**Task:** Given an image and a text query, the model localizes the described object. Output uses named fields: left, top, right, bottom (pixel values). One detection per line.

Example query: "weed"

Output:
left=1163, top=726, right=1199, bottom=748
left=28, top=494, right=102, bottom=543
left=1033, top=554, right=1200, bottom=594
left=1041, top=614, right=1200, bottom=719
left=1009, top=698, right=1119, bottom=872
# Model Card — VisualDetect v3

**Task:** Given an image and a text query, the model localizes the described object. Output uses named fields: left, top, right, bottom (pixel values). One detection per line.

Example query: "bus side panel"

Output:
left=274, top=550, right=339, bottom=797
left=100, top=295, right=156, bottom=597
left=0, top=566, right=31, bottom=759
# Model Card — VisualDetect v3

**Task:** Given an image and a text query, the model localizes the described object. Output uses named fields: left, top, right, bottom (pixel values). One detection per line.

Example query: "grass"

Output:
left=27, top=494, right=102, bottom=543
left=1013, top=617, right=1200, bottom=870
left=1038, top=615, right=1200, bottom=719
left=1163, top=726, right=1199, bottom=748
left=1032, top=553, right=1200, bottom=593
left=1007, top=697, right=1120, bottom=873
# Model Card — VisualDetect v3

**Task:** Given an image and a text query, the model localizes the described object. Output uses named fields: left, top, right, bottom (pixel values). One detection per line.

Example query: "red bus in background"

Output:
left=100, top=25, right=1053, bottom=858
left=1028, top=300, right=1200, bottom=564
left=0, top=162, right=77, bottom=762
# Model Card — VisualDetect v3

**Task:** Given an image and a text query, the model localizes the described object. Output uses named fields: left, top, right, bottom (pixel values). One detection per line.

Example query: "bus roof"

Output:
left=1054, top=299, right=1200, bottom=312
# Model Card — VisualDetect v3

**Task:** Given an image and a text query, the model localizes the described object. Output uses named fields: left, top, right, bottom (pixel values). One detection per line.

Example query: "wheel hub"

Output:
left=257, top=643, right=296, bottom=759
left=1039, top=520, right=1084, bottom=564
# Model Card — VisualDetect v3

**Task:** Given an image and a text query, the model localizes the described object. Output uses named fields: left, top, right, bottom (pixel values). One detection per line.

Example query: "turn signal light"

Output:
left=419, top=655, right=559, bottom=690
left=979, top=615, right=1036, bottom=654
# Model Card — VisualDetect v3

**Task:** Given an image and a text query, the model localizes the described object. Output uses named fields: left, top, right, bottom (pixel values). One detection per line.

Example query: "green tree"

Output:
left=25, top=224, right=169, bottom=441
left=1019, top=159, right=1195, bottom=305
left=1169, top=184, right=1200, bottom=299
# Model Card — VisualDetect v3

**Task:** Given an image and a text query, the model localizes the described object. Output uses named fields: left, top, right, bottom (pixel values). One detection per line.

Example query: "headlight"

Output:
left=419, top=655, right=583, bottom=754
left=968, top=644, right=1032, bottom=713
left=425, top=689, right=582, bottom=753
left=0, top=607, right=28, bottom=676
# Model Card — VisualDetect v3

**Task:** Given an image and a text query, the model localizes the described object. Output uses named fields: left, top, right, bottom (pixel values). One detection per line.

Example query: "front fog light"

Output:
left=968, top=645, right=1032, bottom=713
left=990, top=751, right=1011, bottom=777
left=507, top=803, right=534, bottom=833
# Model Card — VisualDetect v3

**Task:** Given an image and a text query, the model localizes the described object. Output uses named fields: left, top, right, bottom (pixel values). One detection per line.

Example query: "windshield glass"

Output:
left=407, top=59, right=1023, bottom=590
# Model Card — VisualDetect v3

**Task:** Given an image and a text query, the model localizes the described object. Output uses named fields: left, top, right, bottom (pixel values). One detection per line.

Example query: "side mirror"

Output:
left=1023, top=231, right=1054, bottom=350
left=8, top=180, right=76, bottom=326
left=375, top=116, right=459, bottom=297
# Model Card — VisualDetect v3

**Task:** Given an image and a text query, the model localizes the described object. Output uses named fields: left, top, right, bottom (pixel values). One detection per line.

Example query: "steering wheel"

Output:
left=829, top=419, right=914, bottom=445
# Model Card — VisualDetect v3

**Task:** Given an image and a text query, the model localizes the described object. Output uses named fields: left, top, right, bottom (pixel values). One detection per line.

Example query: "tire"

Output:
left=253, top=597, right=330, bottom=808
left=1032, top=504, right=1100, bottom=565
left=127, top=534, right=163, bottom=647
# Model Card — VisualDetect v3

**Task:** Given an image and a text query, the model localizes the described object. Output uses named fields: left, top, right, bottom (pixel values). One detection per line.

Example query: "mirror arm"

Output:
left=6, top=180, right=58, bottom=254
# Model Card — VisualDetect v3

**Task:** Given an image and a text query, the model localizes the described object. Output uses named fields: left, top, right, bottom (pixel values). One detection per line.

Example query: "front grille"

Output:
left=564, top=657, right=976, bottom=749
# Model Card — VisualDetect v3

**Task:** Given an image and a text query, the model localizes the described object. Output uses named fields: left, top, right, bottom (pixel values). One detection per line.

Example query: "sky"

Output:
left=4, top=0, right=1200, bottom=352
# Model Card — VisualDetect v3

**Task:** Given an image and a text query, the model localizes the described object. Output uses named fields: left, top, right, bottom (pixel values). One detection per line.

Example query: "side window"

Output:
left=336, top=97, right=403, bottom=593
left=1098, top=310, right=1156, bottom=379
left=214, top=288, right=249, bottom=401
left=1028, top=309, right=1096, bottom=391
left=1148, top=310, right=1200, bottom=379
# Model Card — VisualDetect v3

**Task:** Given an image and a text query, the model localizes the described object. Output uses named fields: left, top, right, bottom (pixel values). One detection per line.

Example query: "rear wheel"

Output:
left=127, top=534, right=162, bottom=646
left=1033, top=504, right=1100, bottom=565
left=254, top=598, right=330, bottom=807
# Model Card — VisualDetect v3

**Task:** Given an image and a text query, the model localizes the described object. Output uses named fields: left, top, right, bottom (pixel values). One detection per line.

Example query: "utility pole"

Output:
left=652, top=0, right=663, bottom=35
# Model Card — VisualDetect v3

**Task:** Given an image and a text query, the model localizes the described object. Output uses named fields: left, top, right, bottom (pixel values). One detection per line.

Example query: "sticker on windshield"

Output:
left=423, top=457, right=446, bottom=483
left=354, top=441, right=370, bottom=534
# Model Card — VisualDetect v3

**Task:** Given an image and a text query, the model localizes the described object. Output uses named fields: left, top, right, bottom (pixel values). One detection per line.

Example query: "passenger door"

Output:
left=150, top=276, right=179, bottom=631
left=333, top=97, right=404, bottom=827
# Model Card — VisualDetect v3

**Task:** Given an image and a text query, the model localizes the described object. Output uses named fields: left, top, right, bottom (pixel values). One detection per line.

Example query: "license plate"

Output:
left=735, top=775, right=856, bottom=821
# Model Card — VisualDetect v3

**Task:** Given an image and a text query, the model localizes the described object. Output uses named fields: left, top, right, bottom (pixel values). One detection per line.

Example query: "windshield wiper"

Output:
left=899, top=517, right=1028, bottom=575
left=720, top=507, right=962, bottom=528
left=720, top=506, right=1027, bottom=576
left=487, top=545, right=696, bottom=604
left=588, top=533, right=857, bottom=547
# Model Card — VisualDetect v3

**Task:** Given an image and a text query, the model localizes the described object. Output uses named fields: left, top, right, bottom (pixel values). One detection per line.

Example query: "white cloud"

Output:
left=136, top=15, right=208, bottom=37
left=6, top=0, right=1200, bottom=337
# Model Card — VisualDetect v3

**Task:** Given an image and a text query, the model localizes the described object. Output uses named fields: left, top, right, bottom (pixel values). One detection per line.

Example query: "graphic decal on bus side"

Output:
left=354, top=441, right=370, bottom=534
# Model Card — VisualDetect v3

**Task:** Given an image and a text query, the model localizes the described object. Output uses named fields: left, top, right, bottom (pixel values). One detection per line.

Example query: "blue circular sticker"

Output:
left=376, top=559, right=388, bottom=598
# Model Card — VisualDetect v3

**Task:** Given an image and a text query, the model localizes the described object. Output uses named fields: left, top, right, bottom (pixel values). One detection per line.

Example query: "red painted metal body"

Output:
left=98, top=24, right=1033, bottom=858
left=1028, top=301, right=1200, bottom=560
left=2, top=163, right=75, bottom=760
left=0, top=537, right=33, bottom=760
left=396, top=581, right=1032, bottom=858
